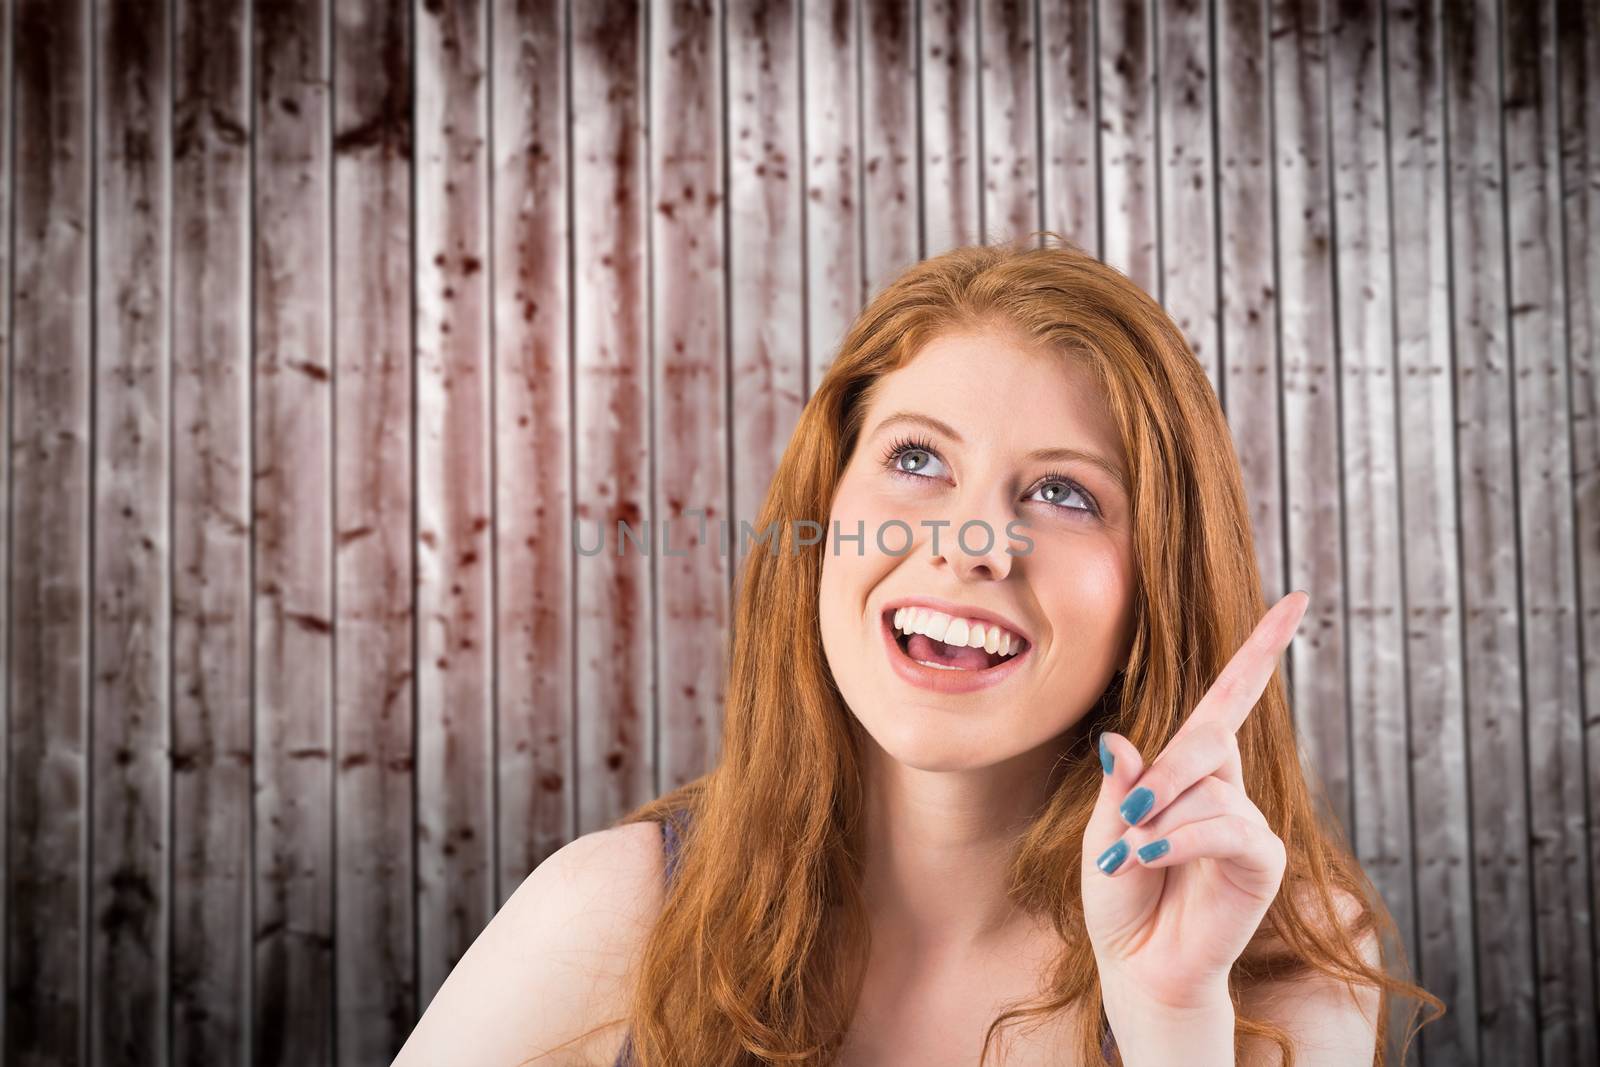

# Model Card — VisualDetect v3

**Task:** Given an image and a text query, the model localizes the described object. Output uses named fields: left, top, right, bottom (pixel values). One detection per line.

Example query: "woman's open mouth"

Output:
left=879, top=606, right=1033, bottom=694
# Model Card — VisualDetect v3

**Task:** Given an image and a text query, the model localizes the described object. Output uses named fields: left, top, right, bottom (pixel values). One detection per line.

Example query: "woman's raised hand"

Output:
left=1081, top=591, right=1310, bottom=1013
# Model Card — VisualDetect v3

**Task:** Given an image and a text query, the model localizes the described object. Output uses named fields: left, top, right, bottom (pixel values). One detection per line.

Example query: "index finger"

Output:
left=1179, top=590, right=1310, bottom=740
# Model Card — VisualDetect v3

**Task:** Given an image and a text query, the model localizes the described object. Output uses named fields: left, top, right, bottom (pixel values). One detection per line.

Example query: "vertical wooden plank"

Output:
left=651, top=0, right=730, bottom=791
left=491, top=0, right=574, bottom=899
left=726, top=0, right=806, bottom=547
left=252, top=0, right=335, bottom=1058
left=1098, top=0, right=1158, bottom=292
left=861, top=0, right=918, bottom=291
left=921, top=0, right=981, bottom=256
left=802, top=0, right=860, bottom=389
left=170, top=0, right=253, bottom=1060
left=1270, top=0, right=1352, bottom=836
left=1157, top=0, right=1219, bottom=390
left=1216, top=0, right=1286, bottom=602
left=91, top=0, right=172, bottom=1061
left=571, top=0, right=652, bottom=835
left=0, top=0, right=11, bottom=1047
left=414, top=0, right=495, bottom=1010
left=1039, top=0, right=1098, bottom=256
left=7, top=0, right=92, bottom=1062
left=1387, top=0, right=1478, bottom=1060
left=1558, top=0, right=1600, bottom=1056
left=1503, top=0, right=1597, bottom=1061
left=1442, top=0, right=1539, bottom=1059
left=978, top=0, right=1040, bottom=246
left=332, top=0, right=416, bottom=1059
left=1327, top=1, right=1418, bottom=1062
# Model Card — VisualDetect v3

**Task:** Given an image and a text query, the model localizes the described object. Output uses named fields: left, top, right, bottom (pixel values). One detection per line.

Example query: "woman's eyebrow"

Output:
left=871, top=410, right=1128, bottom=495
left=871, top=410, right=966, bottom=442
left=1025, top=446, right=1129, bottom=495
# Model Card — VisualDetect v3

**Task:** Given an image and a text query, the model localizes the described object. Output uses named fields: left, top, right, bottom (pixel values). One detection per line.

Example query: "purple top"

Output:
left=613, top=812, right=1117, bottom=1065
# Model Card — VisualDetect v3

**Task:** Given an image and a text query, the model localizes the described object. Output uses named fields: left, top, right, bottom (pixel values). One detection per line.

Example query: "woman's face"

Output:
left=818, top=326, right=1137, bottom=772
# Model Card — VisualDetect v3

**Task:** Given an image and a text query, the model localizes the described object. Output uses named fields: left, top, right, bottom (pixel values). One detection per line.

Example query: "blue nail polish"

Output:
left=1120, top=786, right=1155, bottom=826
left=1098, top=735, right=1114, bottom=775
left=1137, top=838, right=1170, bottom=863
left=1096, top=839, right=1129, bottom=875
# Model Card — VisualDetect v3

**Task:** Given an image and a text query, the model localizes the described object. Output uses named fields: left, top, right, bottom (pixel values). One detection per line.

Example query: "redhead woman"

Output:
left=394, top=236, right=1441, bottom=1066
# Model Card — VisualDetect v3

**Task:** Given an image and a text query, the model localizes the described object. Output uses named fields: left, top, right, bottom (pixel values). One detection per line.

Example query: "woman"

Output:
left=396, top=235, right=1441, bottom=1065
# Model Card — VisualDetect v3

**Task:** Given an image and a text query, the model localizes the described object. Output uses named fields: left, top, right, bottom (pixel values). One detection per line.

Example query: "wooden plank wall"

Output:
left=1, top=1, right=1596, bottom=1065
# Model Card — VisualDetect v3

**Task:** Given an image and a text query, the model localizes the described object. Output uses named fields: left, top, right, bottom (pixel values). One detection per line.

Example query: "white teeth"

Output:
left=891, top=607, right=1024, bottom=658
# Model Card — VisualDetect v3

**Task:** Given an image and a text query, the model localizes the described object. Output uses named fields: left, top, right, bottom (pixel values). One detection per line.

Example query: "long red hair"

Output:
left=549, top=234, right=1441, bottom=1065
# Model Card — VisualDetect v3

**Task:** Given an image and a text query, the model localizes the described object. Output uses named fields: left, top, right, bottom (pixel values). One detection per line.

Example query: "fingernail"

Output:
left=1137, top=838, right=1170, bottom=864
left=1120, top=787, right=1154, bottom=826
left=1098, top=735, right=1114, bottom=775
left=1096, top=839, right=1129, bottom=875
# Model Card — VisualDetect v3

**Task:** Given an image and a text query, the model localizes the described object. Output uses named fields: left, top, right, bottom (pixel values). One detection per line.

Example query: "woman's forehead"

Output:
left=863, top=332, right=1125, bottom=466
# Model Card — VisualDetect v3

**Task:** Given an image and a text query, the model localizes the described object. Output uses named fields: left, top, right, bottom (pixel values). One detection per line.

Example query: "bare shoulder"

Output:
left=393, top=820, right=669, bottom=1067
left=1237, top=885, right=1382, bottom=1067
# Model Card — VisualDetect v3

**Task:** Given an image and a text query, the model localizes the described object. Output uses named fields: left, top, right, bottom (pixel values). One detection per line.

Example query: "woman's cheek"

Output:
left=832, top=479, right=910, bottom=560
left=1041, top=536, right=1135, bottom=660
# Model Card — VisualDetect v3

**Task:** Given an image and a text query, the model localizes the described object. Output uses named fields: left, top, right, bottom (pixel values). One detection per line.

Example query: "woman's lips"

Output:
left=879, top=609, right=1033, bottom=695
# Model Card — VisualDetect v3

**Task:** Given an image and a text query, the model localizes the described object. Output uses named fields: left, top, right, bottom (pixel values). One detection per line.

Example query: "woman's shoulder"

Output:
left=536, top=820, right=674, bottom=1062
left=393, top=819, right=672, bottom=1067
left=549, top=818, right=674, bottom=912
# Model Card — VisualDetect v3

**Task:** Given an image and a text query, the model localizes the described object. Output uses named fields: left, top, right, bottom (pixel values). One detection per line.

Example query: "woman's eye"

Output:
left=1030, top=478, right=1098, bottom=516
left=884, top=441, right=950, bottom=480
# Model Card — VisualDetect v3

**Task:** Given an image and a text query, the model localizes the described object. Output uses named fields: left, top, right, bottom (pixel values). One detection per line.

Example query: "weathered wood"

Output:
left=1157, top=0, right=1220, bottom=391
left=490, top=0, right=575, bottom=900
left=251, top=0, right=335, bottom=1060
left=651, top=0, right=731, bottom=793
left=1270, top=0, right=1352, bottom=837
left=169, top=0, right=254, bottom=1061
left=1443, top=0, right=1539, bottom=1060
left=414, top=0, right=496, bottom=1012
left=1039, top=0, right=1098, bottom=256
left=8, top=0, right=92, bottom=1062
left=802, top=0, right=861, bottom=392
left=979, top=0, right=1040, bottom=247
left=1216, top=0, right=1286, bottom=601
left=1386, top=0, right=1479, bottom=1061
left=4, top=2, right=1598, bottom=1058
left=1098, top=0, right=1158, bottom=292
left=1326, top=1, right=1418, bottom=1063
left=726, top=0, right=807, bottom=551
left=572, top=0, right=654, bottom=835
left=862, top=0, right=919, bottom=291
left=332, top=0, right=416, bottom=1060
left=0, top=0, right=12, bottom=1049
left=1501, top=0, right=1596, bottom=1062
left=91, top=0, right=172, bottom=1062
left=922, top=0, right=982, bottom=256
left=1557, top=0, right=1600, bottom=1058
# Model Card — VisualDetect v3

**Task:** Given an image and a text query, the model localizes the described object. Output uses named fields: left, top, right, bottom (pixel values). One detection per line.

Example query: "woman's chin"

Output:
left=853, top=706, right=1006, bottom=768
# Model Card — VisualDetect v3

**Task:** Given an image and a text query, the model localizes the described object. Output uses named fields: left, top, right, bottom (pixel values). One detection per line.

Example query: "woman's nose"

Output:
left=931, top=495, right=1017, bottom=581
